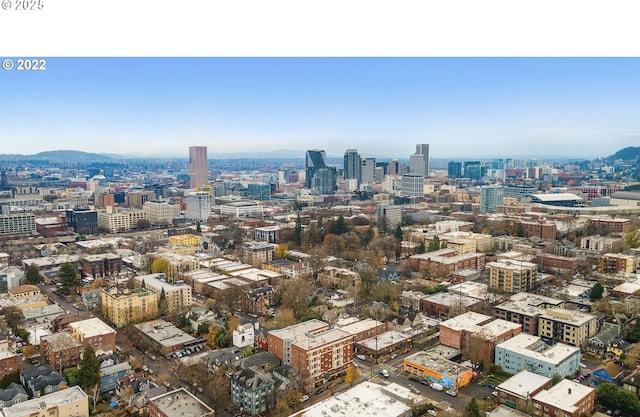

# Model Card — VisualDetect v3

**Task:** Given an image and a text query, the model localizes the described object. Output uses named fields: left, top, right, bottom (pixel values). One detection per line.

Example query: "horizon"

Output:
left=3, top=58, right=640, bottom=160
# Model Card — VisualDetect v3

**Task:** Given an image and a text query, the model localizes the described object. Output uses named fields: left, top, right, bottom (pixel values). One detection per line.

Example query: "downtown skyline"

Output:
left=2, top=58, right=640, bottom=160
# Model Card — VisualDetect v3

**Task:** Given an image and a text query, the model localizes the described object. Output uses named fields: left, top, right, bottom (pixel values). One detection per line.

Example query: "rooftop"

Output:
left=540, top=308, right=596, bottom=326
left=270, top=320, right=352, bottom=350
left=440, top=311, right=493, bottom=332
left=150, top=388, right=214, bottom=417
left=356, top=331, right=411, bottom=351
left=496, top=369, right=551, bottom=398
left=334, top=318, right=384, bottom=335
left=488, top=405, right=534, bottom=417
left=2, top=385, right=87, bottom=417
left=532, top=379, right=594, bottom=414
left=69, top=317, right=115, bottom=338
left=293, top=381, right=415, bottom=417
left=134, top=273, right=190, bottom=293
left=421, top=292, right=483, bottom=307
left=496, top=334, right=580, bottom=364
left=404, top=351, right=472, bottom=377
left=134, top=320, right=195, bottom=348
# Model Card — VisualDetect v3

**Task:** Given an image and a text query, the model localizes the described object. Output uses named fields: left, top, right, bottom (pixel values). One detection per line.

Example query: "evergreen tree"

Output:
left=158, top=288, right=169, bottom=316
left=141, top=280, right=146, bottom=289
left=465, top=397, right=481, bottom=417
left=196, top=221, right=202, bottom=234
left=58, top=262, right=78, bottom=296
left=628, top=319, right=640, bottom=343
left=428, top=236, right=441, bottom=252
left=330, top=215, right=348, bottom=235
left=294, top=214, right=302, bottom=246
left=78, top=345, right=100, bottom=392
left=417, top=242, right=426, bottom=254
left=589, top=282, right=604, bottom=301
left=394, top=225, right=403, bottom=242
left=25, top=263, right=41, bottom=285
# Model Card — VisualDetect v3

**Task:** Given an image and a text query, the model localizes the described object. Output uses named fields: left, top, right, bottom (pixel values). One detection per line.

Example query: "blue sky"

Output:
left=2, top=58, right=640, bottom=160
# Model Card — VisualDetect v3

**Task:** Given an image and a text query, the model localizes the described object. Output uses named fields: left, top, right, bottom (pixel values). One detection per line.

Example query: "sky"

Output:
left=2, top=57, right=640, bottom=160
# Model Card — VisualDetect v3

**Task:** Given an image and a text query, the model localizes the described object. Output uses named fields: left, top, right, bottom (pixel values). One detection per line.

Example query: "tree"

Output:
left=158, top=288, right=169, bottom=316
left=150, top=258, right=170, bottom=277
left=628, top=319, right=640, bottom=343
left=465, top=397, right=482, bottom=417
left=2, top=306, right=24, bottom=332
left=196, top=221, right=202, bottom=234
left=294, top=215, right=302, bottom=246
left=589, top=282, right=604, bottom=301
left=22, top=345, right=36, bottom=358
left=623, top=228, right=640, bottom=249
left=428, top=236, right=441, bottom=252
left=196, top=322, right=209, bottom=336
left=345, top=363, right=360, bottom=386
left=64, top=367, right=79, bottom=386
left=281, top=279, right=313, bottom=320
left=275, top=308, right=296, bottom=327
left=58, top=262, right=78, bottom=296
left=275, top=244, right=288, bottom=259
left=25, top=263, right=41, bottom=285
left=394, top=225, right=403, bottom=242
left=78, top=345, right=100, bottom=408
left=596, top=382, right=640, bottom=416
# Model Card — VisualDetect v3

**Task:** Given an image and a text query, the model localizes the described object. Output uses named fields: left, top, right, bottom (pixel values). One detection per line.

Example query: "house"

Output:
left=100, top=361, right=131, bottom=395
left=230, top=367, right=276, bottom=415
left=206, top=347, right=242, bottom=373
left=622, top=367, right=640, bottom=398
left=587, top=329, right=617, bottom=357
left=255, top=328, right=271, bottom=351
left=0, top=382, right=28, bottom=408
left=233, top=323, right=256, bottom=349
left=185, top=306, right=220, bottom=331
left=591, top=361, right=624, bottom=387
left=20, top=364, right=68, bottom=398
left=126, top=385, right=167, bottom=415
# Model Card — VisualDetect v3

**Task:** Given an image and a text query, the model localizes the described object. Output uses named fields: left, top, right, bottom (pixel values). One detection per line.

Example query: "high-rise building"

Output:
left=305, top=149, right=336, bottom=194
left=463, top=161, right=482, bottom=180
left=387, top=159, right=404, bottom=176
left=343, top=149, right=361, bottom=184
left=185, top=191, right=211, bottom=222
left=189, top=146, right=209, bottom=189
left=480, top=184, right=504, bottom=213
left=401, top=174, right=424, bottom=202
left=360, top=157, right=376, bottom=184
left=247, top=183, right=271, bottom=201
left=410, top=143, right=429, bottom=177
left=448, top=161, right=463, bottom=178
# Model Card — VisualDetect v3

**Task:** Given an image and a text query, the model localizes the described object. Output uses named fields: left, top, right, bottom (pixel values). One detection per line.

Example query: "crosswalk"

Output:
left=358, top=363, right=400, bottom=380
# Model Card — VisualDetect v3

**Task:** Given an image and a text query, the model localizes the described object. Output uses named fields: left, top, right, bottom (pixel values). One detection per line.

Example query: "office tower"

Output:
left=492, top=158, right=505, bottom=170
left=305, top=150, right=327, bottom=188
left=480, top=184, right=504, bottom=213
left=410, top=143, right=429, bottom=177
left=360, top=157, right=376, bottom=184
left=447, top=161, right=463, bottom=178
left=343, top=149, right=361, bottom=184
left=305, top=149, right=336, bottom=194
left=387, top=159, right=401, bottom=176
left=463, top=161, right=482, bottom=180
left=185, top=191, right=212, bottom=222
left=401, top=174, right=424, bottom=202
left=189, top=146, right=209, bottom=189
left=247, top=183, right=271, bottom=201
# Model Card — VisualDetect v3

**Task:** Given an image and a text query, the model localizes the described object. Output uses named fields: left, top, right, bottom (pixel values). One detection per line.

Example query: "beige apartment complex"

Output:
left=488, top=259, right=538, bottom=293
left=538, top=308, right=597, bottom=347
left=101, top=287, right=159, bottom=328
left=134, top=273, right=192, bottom=314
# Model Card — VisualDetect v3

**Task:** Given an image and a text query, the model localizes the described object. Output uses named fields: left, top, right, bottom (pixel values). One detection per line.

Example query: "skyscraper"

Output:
left=306, top=149, right=336, bottom=194
left=360, top=157, right=376, bottom=185
left=480, top=185, right=504, bottom=213
left=305, top=149, right=327, bottom=189
left=448, top=161, right=463, bottom=178
left=343, top=149, right=361, bottom=184
left=401, top=173, right=424, bottom=202
left=409, top=144, right=429, bottom=177
left=189, top=146, right=209, bottom=189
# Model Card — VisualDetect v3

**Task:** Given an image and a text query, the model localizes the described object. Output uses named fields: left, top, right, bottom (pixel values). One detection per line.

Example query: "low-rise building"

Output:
left=8, top=285, right=40, bottom=300
left=1, top=385, right=88, bottom=417
left=80, top=253, right=122, bottom=278
left=495, top=370, right=553, bottom=410
left=602, top=253, right=636, bottom=274
left=419, top=292, right=484, bottom=319
left=493, top=292, right=565, bottom=335
left=134, top=319, right=196, bottom=356
left=134, top=273, right=192, bottom=315
left=495, top=333, right=580, bottom=378
left=0, top=352, right=19, bottom=381
left=68, top=317, right=117, bottom=355
left=230, top=367, right=276, bottom=415
left=531, top=379, right=595, bottom=417
left=100, top=361, right=131, bottom=395
left=149, top=388, right=214, bottom=417
left=318, top=266, right=361, bottom=290
left=334, top=318, right=386, bottom=342
left=403, top=351, right=473, bottom=390
left=0, top=383, right=28, bottom=408
left=20, top=365, right=68, bottom=398
left=40, top=332, right=83, bottom=370
left=101, top=287, right=159, bottom=328
left=242, top=242, right=275, bottom=267
left=233, top=323, right=256, bottom=349
left=538, top=308, right=597, bottom=347
left=487, top=259, right=538, bottom=293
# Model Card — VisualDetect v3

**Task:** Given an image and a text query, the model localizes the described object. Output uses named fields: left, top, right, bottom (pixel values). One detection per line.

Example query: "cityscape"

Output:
left=1, top=58, right=640, bottom=417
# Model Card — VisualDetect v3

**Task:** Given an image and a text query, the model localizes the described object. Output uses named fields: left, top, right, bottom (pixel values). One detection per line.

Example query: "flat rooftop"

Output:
left=496, top=334, right=580, bottom=364
left=488, top=405, right=533, bottom=417
left=135, top=320, right=195, bottom=348
left=270, top=320, right=352, bottom=350
left=425, top=344, right=460, bottom=360
left=69, top=317, right=115, bottom=338
left=335, top=318, right=384, bottom=335
left=134, top=273, right=190, bottom=293
left=2, top=385, right=88, bottom=417
left=404, top=351, right=472, bottom=377
left=440, top=311, right=492, bottom=332
left=532, top=379, right=594, bottom=414
left=150, top=388, right=214, bottom=417
left=293, top=381, right=415, bottom=417
left=421, top=292, right=483, bottom=307
left=479, top=319, right=522, bottom=339
left=497, top=369, right=551, bottom=398
left=356, top=331, right=411, bottom=351
left=540, top=308, right=596, bottom=326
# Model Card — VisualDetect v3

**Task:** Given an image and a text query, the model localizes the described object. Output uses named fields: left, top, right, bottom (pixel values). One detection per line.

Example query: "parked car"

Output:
left=492, top=391, right=498, bottom=397
left=430, top=383, right=444, bottom=391
left=300, top=395, right=309, bottom=403
left=315, top=389, right=324, bottom=395
left=379, top=369, right=389, bottom=378
left=163, top=381, right=170, bottom=388
left=403, top=348, right=411, bottom=354
left=150, top=355, right=157, bottom=361
left=197, top=387, right=204, bottom=393
left=390, top=354, right=398, bottom=359
left=357, top=354, right=366, bottom=361
left=446, top=389, right=458, bottom=397
left=142, top=365, right=149, bottom=372
left=427, top=410, right=437, bottom=416
left=408, top=375, right=420, bottom=382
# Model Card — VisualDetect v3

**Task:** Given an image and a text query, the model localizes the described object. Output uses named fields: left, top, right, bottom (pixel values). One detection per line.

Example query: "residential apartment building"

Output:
left=1, top=385, right=88, bottom=417
left=267, top=320, right=353, bottom=387
left=520, top=220, right=557, bottom=240
left=493, top=293, right=565, bottom=335
left=495, top=333, right=580, bottom=378
left=68, top=317, right=117, bottom=355
left=0, top=351, right=19, bottom=381
left=538, top=308, right=597, bottom=347
left=242, top=242, right=275, bottom=267
left=125, top=190, right=156, bottom=208
left=588, top=217, right=630, bottom=234
left=535, top=254, right=579, bottom=273
left=143, top=200, right=180, bottom=226
left=419, top=292, right=485, bottom=319
left=531, top=379, right=595, bottom=417
left=487, top=259, right=538, bottom=293
left=580, top=235, right=624, bottom=252
left=602, top=253, right=636, bottom=274
left=149, top=388, right=214, bottom=417
left=97, top=208, right=147, bottom=233
left=185, top=191, right=212, bottom=222
left=101, top=287, right=159, bottom=328
left=409, top=249, right=486, bottom=280
left=40, top=332, right=83, bottom=370
left=230, top=368, right=275, bottom=415
left=318, top=266, right=361, bottom=290
left=80, top=253, right=122, bottom=278
left=334, top=318, right=386, bottom=343
left=495, top=370, right=553, bottom=410
left=148, top=252, right=200, bottom=281
left=134, top=273, right=192, bottom=314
